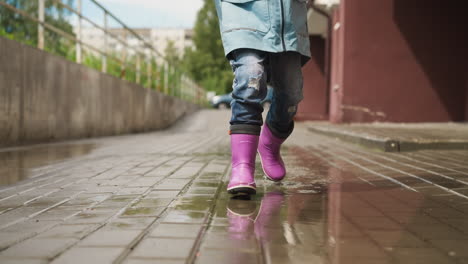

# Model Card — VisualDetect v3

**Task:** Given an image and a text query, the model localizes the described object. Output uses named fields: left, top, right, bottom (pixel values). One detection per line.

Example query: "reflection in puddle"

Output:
left=223, top=187, right=327, bottom=263
left=196, top=177, right=327, bottom=264
left=0, top=143, right=95, bottom=186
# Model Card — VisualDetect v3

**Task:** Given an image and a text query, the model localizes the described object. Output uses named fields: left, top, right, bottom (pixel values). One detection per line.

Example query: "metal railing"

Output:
left=0, top=0, right=206, bottom=105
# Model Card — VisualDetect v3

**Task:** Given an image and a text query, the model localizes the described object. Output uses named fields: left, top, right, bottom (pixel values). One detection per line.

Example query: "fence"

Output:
left=0, top=0, right=206, bottom=105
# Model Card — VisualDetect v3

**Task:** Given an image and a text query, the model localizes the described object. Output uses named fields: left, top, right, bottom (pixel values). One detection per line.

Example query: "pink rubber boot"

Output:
left=227, top=134, right=259, bottom=195
left=258, top=125, right=286, bottom=182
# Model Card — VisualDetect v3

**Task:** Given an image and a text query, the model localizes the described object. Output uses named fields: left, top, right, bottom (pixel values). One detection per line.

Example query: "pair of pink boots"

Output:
left=227, top=125, right=286, bottom=195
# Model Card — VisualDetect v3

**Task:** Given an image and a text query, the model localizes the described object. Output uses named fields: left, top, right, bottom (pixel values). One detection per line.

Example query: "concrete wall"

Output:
left=329, top=0, right=468, bottom=123
left=0, top=37, right=199, bottom=147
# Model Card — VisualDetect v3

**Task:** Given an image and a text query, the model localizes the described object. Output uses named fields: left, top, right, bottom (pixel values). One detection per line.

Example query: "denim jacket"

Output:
left=214, top=0, right=311, bottom=64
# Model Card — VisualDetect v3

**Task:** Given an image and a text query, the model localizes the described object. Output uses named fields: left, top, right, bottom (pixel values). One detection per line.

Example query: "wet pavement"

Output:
left=0, top=143, right=96, bottom=186
left=0, top=110, right=467, bottom=263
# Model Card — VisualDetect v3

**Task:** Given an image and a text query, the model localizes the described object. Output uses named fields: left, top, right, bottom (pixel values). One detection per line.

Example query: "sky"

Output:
left=81, top=0, right=204, bottom=28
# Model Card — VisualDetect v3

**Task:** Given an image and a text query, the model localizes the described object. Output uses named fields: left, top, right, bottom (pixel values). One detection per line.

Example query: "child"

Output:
left=214, top=0, right=311, bottom=194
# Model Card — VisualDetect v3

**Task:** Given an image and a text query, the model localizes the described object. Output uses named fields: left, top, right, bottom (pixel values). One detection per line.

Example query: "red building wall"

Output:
left=466, top=76, right=468, bottom=120
left=297, top=36, right=328, bottom=121
left=330, top=0, right=468, bottom=122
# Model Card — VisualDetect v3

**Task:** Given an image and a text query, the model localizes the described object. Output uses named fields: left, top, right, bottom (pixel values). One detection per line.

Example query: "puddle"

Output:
left=196, top=146, right=468, bottom=263
left=0, top=143, right=95, bottom=186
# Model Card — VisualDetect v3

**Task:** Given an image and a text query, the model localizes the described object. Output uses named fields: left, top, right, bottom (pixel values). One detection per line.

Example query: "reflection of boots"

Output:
left=227, top=199, right=257, bottom=240
left=258, top=125, right=286, bottom=181
left=254, top=191, right=285, bottom=241
left=227, top=134, right=259, bottom=195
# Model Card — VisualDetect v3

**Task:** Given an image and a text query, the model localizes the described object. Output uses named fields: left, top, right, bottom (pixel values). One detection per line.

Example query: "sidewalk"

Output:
left=0, top=110, right=467, bottom=264
left=307, top=122, right=468, bottom=152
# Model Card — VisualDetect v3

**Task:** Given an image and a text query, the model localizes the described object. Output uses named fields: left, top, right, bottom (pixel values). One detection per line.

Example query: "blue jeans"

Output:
left=229, top=49, right=304, bottom=138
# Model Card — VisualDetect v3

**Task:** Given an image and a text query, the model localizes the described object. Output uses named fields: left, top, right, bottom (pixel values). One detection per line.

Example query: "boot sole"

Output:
left=257, top=151, right=285, bottom=182
left=227, top=185, right=256, bottom=195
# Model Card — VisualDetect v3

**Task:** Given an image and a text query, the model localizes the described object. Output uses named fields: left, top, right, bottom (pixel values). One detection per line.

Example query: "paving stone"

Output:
left=195, top=248, right=259, bottom=264
left=201, top=232, right=258, bottom=251
left=2, top=219, right=60, bottom=234
left=79, top=230, right=142, bottom=247
left=161, top=210, right=207, bottom=224
left=335, top=238, right=388, bottom=258
left=146, top=190, right=180, bottom=198
left=107, top=217, right=155, bottom=230
left=350, top=216, right=402, bottom=230
left=121, top=207, right=165, bottom=218
left=424, top=207, right=468, bottom=219
left=130, top=238, right=195, bottom=259
left=0, top=231, right=36, bottom=250
left=0, top=257, right=47, bottom=264
left=145, top=168, right=175, bottom=178
left=65, top=211, right=113, bottom=224
left=153, top=179, right=189, bottom=191
left=389, top=247, right=455, bottom=264
left=126, top=178, right=160, bottom=187
left=429, top=239, right=468, bottom=257
left=107, top=195, right=139, bottom=202
left=438, top=218, right=468, bottom=234
left=133, top=198, right=173, bottom=208
left=408, top=224, right=467, bottom=240
left=186, top=187, right=218, bottom=195
left=261, top=243, right=326, bottom=264
left=83, top=185, right=120, bottom=194
left=36, top=224, right=98, bottom=239
left=31, top=208, right=79, bottom=221
left=51, top=247, right=124, bottom=264
left=366, top=230, right=428, bottom=248
left=123, top=259, right=185, bottom=264
left=0, top=238, right=78, bottom=258
left=115, top=187, right=149, bottom=195
left=0, top=207, right=45, bottom=224
left=61, top=194, right=109, bottom=206
left=149, top=223, right=203, bottom=238
left=169, top=166, right=204, bottom=179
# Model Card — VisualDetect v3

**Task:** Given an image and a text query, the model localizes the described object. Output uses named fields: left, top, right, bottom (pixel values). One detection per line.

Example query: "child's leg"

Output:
left=227, top=49, right=268, bottom=195
left=266, top=52, right=303, bottom=138
left=258, top=52, right=303, bottom=182
left=229, top=49, right=268, bottom=135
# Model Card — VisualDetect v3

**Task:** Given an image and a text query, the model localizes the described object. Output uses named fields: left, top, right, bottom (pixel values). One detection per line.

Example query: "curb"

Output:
left=307, top=126, right=468, bottom=152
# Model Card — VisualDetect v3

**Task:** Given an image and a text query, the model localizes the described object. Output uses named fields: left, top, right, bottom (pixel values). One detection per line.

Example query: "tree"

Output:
left=182, top=0, right=232, bottom=95
left=164, top=39, right=181, bottom=66
left=0, top=0, right=75, bottom=57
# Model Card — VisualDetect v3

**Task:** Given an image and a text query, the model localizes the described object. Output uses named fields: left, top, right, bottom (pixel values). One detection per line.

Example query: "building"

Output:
left=78, top=27, right=193, bottom=59
left=298, top=0, right=468, bottom=123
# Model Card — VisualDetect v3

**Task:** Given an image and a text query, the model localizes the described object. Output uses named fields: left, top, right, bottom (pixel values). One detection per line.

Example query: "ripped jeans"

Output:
left=229, top=49, right=304, bottom=138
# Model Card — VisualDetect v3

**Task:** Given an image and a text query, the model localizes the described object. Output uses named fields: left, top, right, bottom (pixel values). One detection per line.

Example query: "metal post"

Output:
left=193, top=83, right=196, bottom=104
left=147, top=55, right=152, bottom=88
left=164, top=62, right=169, bottom=95
left=180, top=75, right=184, bottom=99
left=179, top=74, right=183, bottom=99
left=154, top=61, right=160, bottom=91
left=182, top=75, right=186, bottom=100
left=174, top=70, right=178, bottom=97
left=120, top=31, right=128, bottom=79
left=136, top=53, right=141, bottom=84
left=38, top=0, right=45, bottom=50
left=193, top=81, right=196, bottom=103
left=178, top=72, right=182, bottom=98
left=76, top=0, right=82, bottom=64
left=102, top=11, right=108, bottom=73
